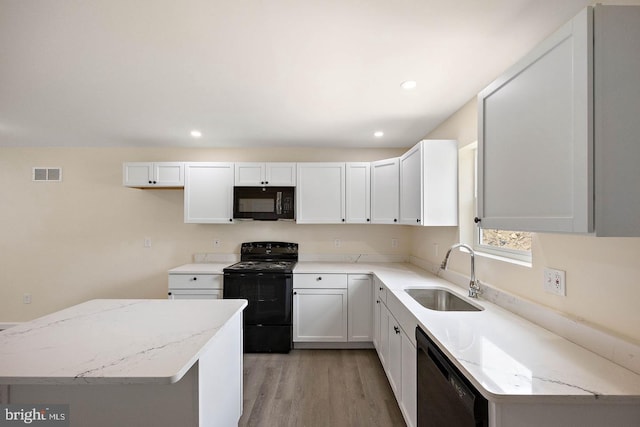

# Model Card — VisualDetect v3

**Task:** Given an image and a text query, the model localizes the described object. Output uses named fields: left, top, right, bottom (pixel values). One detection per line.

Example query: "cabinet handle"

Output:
left=394, top=326, right=400, bottom=334
left=379, top=287, right=383, bottom=291
left=474, top=217, right=481, bottom=224
left=376, top=300, right=380, bottom=304
left=416, top=219, right=420, bottom=223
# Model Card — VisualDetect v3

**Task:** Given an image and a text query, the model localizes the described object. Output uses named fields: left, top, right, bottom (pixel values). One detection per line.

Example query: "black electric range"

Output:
left=223, top=242, right=298, bottom=353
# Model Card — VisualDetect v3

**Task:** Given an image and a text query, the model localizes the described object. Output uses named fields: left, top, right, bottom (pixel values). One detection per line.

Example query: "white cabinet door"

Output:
left=347, top=275, right=373, bottom=341
left=266, top=163, right=296, bottom=186
left=345, top=163, right=371, bottom=224
left=235, top=163, right=296, bottom=186
left=123, top=162, right=184, bottom=187
left=400, top=144, right=422, bottom=225
left=371, top=158, right=399, bottom=224
left=477, top=8, right=592, bottom=233
left=378, top=302, right=390, bottom=368
left=293, top=288, right=348, bottom=342
left=400, top=332, right=417, bottom=427
left=387, top=309, right=402, bottom=400
left=234, top=163, right=265, bottom=185
left=400, top=141, right=458, bottom=226
left=296, top=163, right=345, bottom=224
left=184, top=163, right=234, bottom=224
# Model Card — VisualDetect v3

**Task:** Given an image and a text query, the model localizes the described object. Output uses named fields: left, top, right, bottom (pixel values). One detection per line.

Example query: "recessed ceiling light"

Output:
left=374, top=131, right=384, bottom=138
left=190, top=130, right=202, bottom=138
left=400, top=80, right=417, bottom=90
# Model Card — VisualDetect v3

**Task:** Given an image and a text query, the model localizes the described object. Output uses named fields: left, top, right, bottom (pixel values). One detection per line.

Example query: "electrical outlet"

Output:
left=391, top=238, right=398, bottom=249
left=213, top=239, right=221, bottom=248
left=23, top=293, right=32, bottom=304
left=144, top=238, right=152, bottom=248
left=334, top=239, right=341, bottom=248
left=544, top=268, right=566, bottom=296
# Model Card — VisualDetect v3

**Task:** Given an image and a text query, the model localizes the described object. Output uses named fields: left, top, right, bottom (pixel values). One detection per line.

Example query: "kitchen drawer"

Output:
left=168, top=289, right=222, bottom=299
left=294, top=274, right=347, bottom=289
left=168, top=274, right=223, bottom=290
left=375, top=278, right=387, bottom=304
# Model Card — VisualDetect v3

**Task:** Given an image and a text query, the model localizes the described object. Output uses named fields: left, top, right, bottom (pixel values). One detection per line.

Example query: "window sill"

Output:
left=474, top=249, right=532, bottom=268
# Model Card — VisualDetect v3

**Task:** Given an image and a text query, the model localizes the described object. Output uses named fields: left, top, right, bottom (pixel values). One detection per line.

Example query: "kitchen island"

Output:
left=0, top=299, right=247, bottom=427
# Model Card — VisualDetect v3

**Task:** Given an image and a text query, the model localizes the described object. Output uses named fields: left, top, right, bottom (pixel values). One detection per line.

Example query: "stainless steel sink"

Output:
left=405, top=288, right=483, bottom=312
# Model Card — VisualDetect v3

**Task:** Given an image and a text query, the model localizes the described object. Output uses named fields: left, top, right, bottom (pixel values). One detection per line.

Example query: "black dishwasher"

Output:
left=416, top=326, right=488, bottom=427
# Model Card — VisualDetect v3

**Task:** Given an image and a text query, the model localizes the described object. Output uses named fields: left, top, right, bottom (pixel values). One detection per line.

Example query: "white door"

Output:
left=123, top=162, right=153, bottom=187
left=345, top=163, right=371, bottom=224
left=477, top=8, right=592, bottom=233
left=371, top=158, right=399, bottom=224
left=184, top=163, right=234, bottom=224
left=266, top=163, right=297, bottom=186
left=235, top=163, right=265, bottom=185
left=387, top=312, right=402, bottom=400
left=401, top=332, right=417, bottom=427
left=347, top=275, right=373, bottom=341
left=400, top=144, right=422, bottom=225
left=154, top=162, right=184, bottom=186
left=293, top=288, right=348, bottom=342
left=296, top=163, right=345, bottom=224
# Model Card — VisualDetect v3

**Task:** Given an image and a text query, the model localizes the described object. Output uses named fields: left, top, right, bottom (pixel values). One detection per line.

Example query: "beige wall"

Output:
left=411, top=98, right=640, bottom=343
left=0, top=146, right=408, bottom=321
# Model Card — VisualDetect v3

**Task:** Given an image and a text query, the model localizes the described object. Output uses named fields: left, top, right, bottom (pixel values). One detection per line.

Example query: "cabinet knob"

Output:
left=379, top=287, right=383, bottom=291
left=293, top=291, right=297, bottom=295
left=474, top=217, right=482, bottom=224
left=261, top=181, right=265, bottom=184
left=416, top=219, right=420, bottom=223
left=394, top=326, right=400, bottom=334
left=393, top=219, right=397, bottom=223
left=191, top=277, right=197, bottom=281
left=148, top=180, right=152, bottom=184
left=376, top=300, right=380, bottom=304
left=168, top=292, right=172, bottom=295
left=153, top=181, right=157, bottom=184
left=366, top=218, right=370, bottom=222
left=317, top=276, right=322, bottom=281
left=265, top=181, right=269, bottom=185
left=229, top=218, right=233, bottom=222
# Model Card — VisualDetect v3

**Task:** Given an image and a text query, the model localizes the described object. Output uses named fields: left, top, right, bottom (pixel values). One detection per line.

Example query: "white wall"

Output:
left=0, top=146, right=408, bottom=321
left=411, top=98, right=640, bottom=344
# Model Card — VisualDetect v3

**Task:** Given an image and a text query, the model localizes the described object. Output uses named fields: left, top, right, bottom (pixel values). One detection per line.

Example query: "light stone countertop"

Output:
left=168, top=263, right=230, bottom=274
left=294, top=261, right=640, bottom=403
left=0, top=299, right=247, bottom=385
left=163, top=260, right=640, bottom=402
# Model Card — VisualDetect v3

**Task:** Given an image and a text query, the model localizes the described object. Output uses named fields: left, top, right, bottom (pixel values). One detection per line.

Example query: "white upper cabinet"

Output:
left=478, top=5, right=640, bottom=236
left=345, top=162, right=371, bottom=224
left=296, top=163, right=345, bottom=224
left=399, top=140, right=458, bottom=226
left=123, top=162, right=184, bottom=187
left=234, top=162, right=296, bottom=186
left=184, top=163, right=234, bottom=224
left=371, top=158, right=400, bottom=224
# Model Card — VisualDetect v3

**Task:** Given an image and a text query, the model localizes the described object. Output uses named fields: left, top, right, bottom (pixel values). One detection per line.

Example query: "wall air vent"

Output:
left=32, top=167, right=62, bottom=182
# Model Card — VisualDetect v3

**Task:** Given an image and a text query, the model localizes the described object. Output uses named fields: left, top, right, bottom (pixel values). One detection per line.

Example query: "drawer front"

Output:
left=168, top=274, right=222, bottom=290
left=168, top=289, right=222, bottom=300
left=375, top=278, right=387, bottom=304
left=294, top=274, right=347, bottom=289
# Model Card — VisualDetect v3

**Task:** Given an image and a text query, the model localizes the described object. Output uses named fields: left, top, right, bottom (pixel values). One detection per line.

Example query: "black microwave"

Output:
left=233, top=187, right=295, bottom=221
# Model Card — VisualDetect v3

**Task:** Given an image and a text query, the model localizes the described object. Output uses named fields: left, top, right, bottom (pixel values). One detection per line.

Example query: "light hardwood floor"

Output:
left=239, top=349, right=406, bottom=427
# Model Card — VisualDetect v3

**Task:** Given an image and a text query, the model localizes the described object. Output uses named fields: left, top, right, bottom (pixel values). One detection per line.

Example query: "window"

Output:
left=462, top=142, right=532, bottom=263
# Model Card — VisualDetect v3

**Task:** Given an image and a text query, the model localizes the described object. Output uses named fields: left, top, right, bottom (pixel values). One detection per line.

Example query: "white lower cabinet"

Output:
left=168, top=273, right=223, bottom=300
left=293, top=288, right=348, bottom=342
left=347, top=274, right=373, bottom=341
left=375, top=281, right=417, bottom=427
left=293, top=274, right=373, bottom=344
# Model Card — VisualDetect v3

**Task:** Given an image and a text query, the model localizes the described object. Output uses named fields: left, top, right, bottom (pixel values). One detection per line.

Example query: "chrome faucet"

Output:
left=440, top=243, right=482, bottom=298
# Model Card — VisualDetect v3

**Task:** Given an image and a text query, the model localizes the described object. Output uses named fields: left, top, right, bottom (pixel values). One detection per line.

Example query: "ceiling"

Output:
left=0, top=0, right=597, bottom=148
